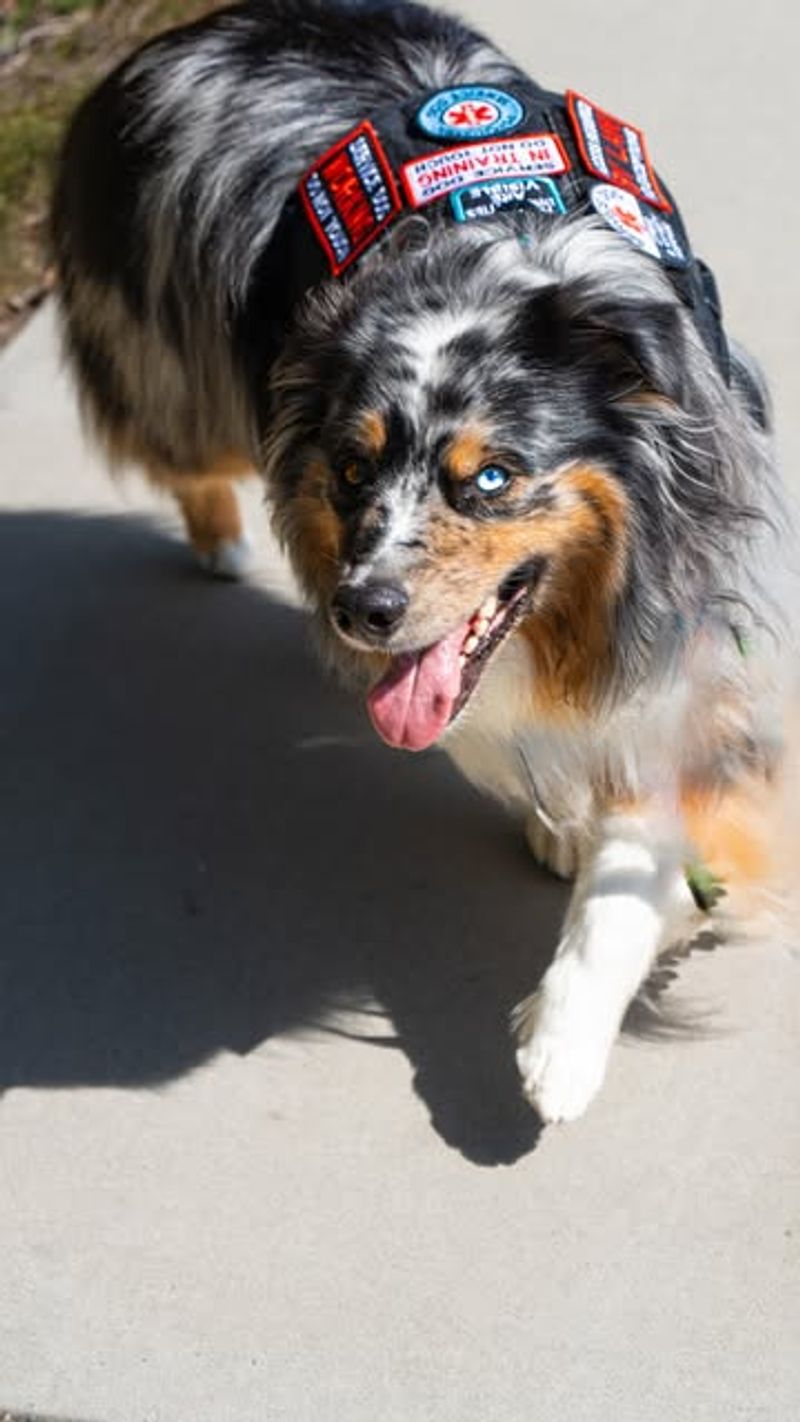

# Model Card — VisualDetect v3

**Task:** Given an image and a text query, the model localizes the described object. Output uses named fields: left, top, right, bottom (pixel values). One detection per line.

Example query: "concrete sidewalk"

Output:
left=1, top=3, right=798, bottom=1419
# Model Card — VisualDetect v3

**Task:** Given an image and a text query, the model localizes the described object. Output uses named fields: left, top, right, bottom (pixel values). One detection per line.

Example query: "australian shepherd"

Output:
left=51, top=0, right=791, bottom=1122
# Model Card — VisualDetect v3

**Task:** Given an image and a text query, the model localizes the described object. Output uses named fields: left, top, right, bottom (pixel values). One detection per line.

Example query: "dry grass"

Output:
left=0, top=0, right=218, bottom=341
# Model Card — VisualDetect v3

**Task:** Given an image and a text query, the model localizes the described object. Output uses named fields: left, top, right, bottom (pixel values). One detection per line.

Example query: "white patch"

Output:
left=515, top=811, right=695, bottom=1123
left=380, top=482, right=421, bottom=544
left=590, top=184, right=689, bottom=268
left=401, top=133, right=568, bottom=207
left=374, top=484, right=422, bottom=572
left=400, top=309, right=483, bottom=388
left=444, top=624, right=696, bottom=829
left=197, top=534, right=254, bottom=581
left=590, top=184, right=661, bottom=260
left=346, top=478, right=424, bottom=587
left=533, top=218, right=677, bottom=300
left=515, top=958, right=619, bottom=1124
left=392, top=306, right=495, bottom=431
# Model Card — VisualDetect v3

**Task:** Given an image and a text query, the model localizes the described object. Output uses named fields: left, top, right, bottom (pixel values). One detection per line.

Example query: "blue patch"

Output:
left=450, top=176, right=566, bottom=224
left=416, top=86, right=525, bottom=141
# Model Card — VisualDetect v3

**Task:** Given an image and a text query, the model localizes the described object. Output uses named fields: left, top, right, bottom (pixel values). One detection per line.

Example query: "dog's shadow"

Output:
left=0, top=510, right=577, bottom=1164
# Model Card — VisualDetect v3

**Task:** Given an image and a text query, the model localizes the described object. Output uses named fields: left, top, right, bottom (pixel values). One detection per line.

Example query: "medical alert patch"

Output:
left=416, top=85, right=525, bottom=141
left=591, top=183, right=689, bottom=267
left=299, top=120, right=402, bottom=275
left=567, top=91, right=671, bottom=212
left=402, top=133, right=569, bottom=208
left=450, top=175, right=566, bottom=222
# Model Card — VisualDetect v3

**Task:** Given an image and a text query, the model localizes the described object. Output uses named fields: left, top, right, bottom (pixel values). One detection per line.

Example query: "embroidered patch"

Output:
left=402, top=134, right=569, bottom=209
left=299, top=121, right=403, bottom=275
left=567, top=90, right=671, bottom=212
left=450, top=176, right=566, bottom=222
left=416, top=85, right=525, bottom=141
left=590, top=183, right=689, bottom=266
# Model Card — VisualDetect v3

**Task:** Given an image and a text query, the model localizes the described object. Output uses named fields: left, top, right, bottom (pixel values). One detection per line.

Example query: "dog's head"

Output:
left=265, top=218, right=761, bottom=749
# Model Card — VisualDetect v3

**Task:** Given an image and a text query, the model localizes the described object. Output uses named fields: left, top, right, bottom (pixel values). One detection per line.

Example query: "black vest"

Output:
left=254, top=80, right=729, bottom=381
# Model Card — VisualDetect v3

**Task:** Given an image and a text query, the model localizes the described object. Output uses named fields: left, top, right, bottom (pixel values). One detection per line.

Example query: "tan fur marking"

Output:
left=615, top=392, right=677, bottom=413
left=682, top=783, right=772, bottom=887
left=147, top=452, right=253, bottom=557
left=358, top=410, right=387, bottom=457
left=142, top=449, right=253, bottom=486
left=521, top=467, right=629, bottom=719
left=424, top=465, right=629, bottom=719
left=445, top=427, right=490, bottom=481
left=200, top=449, right=253, bottom=480
left=282, top=457, right=343, bottom=599
left=169, top=476, right=243, bottom=555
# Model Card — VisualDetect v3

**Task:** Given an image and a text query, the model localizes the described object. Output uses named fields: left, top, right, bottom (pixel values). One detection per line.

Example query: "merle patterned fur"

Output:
left=52, top=0, right=782, bottom=709
left=51, top=0, right=793, bottom=1124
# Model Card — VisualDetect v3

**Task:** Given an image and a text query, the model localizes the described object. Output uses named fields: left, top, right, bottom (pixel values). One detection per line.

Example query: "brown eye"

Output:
left=340, top=459, right=369, bottom=489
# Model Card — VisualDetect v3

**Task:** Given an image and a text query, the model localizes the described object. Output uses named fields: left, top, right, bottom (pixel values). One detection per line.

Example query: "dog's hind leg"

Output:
left=514, top=805, right=695, bottom=1124
left=148, top=453, right=255, bottom=579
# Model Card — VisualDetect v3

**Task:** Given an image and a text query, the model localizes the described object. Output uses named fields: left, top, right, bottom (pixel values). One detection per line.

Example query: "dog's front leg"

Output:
left=514, top=806, right=694, bottom=1123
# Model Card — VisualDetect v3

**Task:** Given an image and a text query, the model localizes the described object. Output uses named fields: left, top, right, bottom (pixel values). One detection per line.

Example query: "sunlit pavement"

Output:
left=0, top=3, right=797, bottom=1418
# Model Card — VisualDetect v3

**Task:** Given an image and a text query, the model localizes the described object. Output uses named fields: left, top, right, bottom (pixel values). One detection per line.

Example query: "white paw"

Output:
left=525, top=813, right=581, bottom=880
left=514, top=962, right=615, bottom=1123
left=197, top=534, right=254, bottom=580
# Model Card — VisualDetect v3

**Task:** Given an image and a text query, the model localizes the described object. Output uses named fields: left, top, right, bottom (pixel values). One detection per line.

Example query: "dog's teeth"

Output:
left=463, top=633, right=480, bottom=655
left=482, top=595, right=498, bottom=620
left=473, top=617, right=489, bottom=636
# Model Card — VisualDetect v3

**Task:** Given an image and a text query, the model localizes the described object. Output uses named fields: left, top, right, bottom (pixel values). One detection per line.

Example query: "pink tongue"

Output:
left=367, top=622, right=468, bottom=751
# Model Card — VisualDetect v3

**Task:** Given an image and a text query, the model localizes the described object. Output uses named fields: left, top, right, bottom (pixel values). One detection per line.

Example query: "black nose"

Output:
left=331, top=580, right=409, bottom=641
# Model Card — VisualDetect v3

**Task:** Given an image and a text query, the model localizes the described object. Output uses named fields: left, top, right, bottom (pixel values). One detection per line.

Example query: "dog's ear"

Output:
left=525, top=284, right=688, bottom=405
left=579, top=296, right=688, bottom=405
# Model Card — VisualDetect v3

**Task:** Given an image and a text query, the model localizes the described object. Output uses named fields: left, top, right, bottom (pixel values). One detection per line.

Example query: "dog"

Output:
left=51, top=0, right=790, bottom=1122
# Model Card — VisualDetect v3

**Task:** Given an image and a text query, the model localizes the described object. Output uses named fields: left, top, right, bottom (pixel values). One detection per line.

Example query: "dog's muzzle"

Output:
left=330, top=579, right=409, bottom=645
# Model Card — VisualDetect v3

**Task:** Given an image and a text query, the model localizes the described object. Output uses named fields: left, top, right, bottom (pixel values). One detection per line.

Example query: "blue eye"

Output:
left=474, top=466, right=510, bottom=495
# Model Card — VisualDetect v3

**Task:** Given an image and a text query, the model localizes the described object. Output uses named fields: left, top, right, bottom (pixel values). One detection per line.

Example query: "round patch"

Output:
left=590, top=183, right=690, bottom=267
left=416, top=86, right=525, bottom=141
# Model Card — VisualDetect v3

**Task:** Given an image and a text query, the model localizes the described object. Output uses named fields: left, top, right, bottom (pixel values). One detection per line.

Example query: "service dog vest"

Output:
left=259, top=81, right=730, bottom=382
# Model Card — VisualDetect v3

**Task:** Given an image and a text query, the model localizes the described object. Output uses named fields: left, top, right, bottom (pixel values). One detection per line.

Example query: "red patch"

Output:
left=566, top=90, right=671, bottom=213
left=299, top=121, right=403, bottom=276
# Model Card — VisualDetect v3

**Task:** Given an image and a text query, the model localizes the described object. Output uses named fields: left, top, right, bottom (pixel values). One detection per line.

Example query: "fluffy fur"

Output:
left=52, top=0, right=791, bottom=1122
